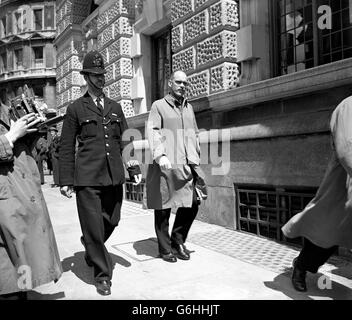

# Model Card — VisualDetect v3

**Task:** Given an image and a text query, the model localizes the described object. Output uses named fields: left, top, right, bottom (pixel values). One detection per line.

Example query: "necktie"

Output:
left=96, top=96, right=103, bottom=109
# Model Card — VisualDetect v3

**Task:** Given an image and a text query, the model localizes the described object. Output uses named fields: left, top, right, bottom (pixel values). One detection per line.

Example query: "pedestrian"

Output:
left=146, top=70, right=207, bottom=263
left=0, top=102, right=62, bottom=300
left=32, top=134, right=48, bottom=184
left=59, top=50, right=142, bottom=296
left=282, top=95, right=352, bottom=292
left=48, top=126, right=60, bottom=187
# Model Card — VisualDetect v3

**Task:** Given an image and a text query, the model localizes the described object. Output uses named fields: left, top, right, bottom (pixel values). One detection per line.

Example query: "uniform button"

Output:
left=105, top=135, right=108, bottom=138
left=106, top=143, right=109, bottom=147
left=107, top=152, right=110, bottom=156
left=104, top=126, right=107, bottom=130
left=30, top=196, right=35, bottom=202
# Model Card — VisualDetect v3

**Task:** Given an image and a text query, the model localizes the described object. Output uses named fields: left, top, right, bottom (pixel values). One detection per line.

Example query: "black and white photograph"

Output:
left=0, top=0, right=352, bottom=310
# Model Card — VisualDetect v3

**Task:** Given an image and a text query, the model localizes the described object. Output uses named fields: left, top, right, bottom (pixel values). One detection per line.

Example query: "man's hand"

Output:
left=60, top=185, right=74, bottom=198
left=5, top=113, right=44, bottom=144
left=157, top=155, right=172, bottom=170
left=132, top=173, right=142, bottom=185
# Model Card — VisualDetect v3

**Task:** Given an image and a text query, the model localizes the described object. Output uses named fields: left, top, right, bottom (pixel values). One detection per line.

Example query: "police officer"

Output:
left=59, top=50, right=141, bottom=296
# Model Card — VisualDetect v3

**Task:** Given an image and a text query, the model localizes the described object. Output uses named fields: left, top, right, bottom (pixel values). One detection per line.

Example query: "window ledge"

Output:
left=208, top=58, right=352, bottom=112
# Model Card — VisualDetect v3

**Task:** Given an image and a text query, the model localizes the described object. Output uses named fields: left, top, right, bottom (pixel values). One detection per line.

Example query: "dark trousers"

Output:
left=76, top=185, right=123, bottom=281
left=154, top=190, right=199, bottom=255
left=52, top=156, right=60, bottom=185
left=36, top=159, right=44, bottom=184
left=296, top=238, right=338, bottom=273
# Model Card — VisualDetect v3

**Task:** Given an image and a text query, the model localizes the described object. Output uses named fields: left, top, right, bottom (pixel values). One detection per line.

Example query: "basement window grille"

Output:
left=125, top=180, right=145, bottom=203
left=235, top=185, right=317, bottom=245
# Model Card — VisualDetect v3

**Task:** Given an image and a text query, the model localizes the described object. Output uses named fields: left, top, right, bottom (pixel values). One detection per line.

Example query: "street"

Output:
left=28, top=174, right=352, bottom=300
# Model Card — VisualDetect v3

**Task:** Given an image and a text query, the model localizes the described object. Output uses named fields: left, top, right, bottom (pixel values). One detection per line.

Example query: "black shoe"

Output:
left=160, top=253, right=177, bottom=263
left=80, top=237, right=93, bottom=267
left=172, top=244, right=190, bottom=260
left=95, top=280, right=111, bottom=296
left=291, top=258, right=307, bottom=292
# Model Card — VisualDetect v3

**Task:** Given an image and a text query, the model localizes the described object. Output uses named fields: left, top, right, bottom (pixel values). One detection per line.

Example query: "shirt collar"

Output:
left=88, top=90, right=104, bottom=102
left=165, top=94, right=188, bottom=108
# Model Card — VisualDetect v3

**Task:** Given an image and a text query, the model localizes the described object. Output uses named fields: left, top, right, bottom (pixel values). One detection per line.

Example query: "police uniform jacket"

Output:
left=59, top=92, right=128, bottom=187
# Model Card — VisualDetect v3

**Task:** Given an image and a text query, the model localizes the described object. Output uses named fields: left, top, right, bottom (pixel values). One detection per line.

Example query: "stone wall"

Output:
left=96, top=0, right=135, bottom=117
left=171, top=0, right=240, bottom=99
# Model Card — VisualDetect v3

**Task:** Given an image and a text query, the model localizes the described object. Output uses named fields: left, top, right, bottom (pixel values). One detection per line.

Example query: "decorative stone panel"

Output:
left=97, top=11, right=109, bottom=32
left=210, top=62, right=239, bottom=93
left=98, top=24, right=114, bottom=49
left=183, top=9, right=209, bottom=44
left=195, top=0, right=210, bottom=9
left=108, top=79, right=131, bottom=100
left=72, top=71, right=83, bottom=86
left=108, top=38, right=131, bottom=62
left=114, top=17, right=133, bottom=37
left=71, top=55, right=82, bottom=70
left=101, top=48, right=109, bottom=64
left=119, top=99, right=135, bottom=118
left=187, top=69, right=210, bottom=98
left=171, top=24, right=183, bottom=52
left=71, top=86, right=82, bottom=100
left=210, top=0, right=239, bottom=31
left=197, top=30, right=237, bottom=66
left=171, top=0, right=194, bottom=23
left=115, top=58, right=133, bottom=79
left=105, top=63, right=115, bottom=84
left=172, top=47, right=196, bottom=73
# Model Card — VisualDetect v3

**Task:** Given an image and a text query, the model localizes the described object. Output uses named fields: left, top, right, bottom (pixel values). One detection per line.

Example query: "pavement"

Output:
left=27, top=174, right=352, bottom=300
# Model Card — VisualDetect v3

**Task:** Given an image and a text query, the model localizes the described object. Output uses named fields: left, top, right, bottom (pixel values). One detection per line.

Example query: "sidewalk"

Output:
left=29, top=175, right=352, bottom=300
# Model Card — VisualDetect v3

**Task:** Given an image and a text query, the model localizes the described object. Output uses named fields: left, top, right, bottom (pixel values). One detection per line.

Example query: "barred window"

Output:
left=14, top=49, right=23, bottom=69
left=276, top=0, right=352, bottom=75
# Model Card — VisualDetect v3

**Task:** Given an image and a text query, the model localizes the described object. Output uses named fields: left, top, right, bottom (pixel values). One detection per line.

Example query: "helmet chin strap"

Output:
left=86, top=74, right=104, bottom=96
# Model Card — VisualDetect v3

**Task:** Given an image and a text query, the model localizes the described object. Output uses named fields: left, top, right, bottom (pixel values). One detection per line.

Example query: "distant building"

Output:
left=55, top=0, right=352, bottom=249
left=0, top=0, right=57, bottom=112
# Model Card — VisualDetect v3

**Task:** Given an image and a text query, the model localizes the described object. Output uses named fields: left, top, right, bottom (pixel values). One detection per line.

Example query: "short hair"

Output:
left=169, top=70, right=187, bottom=81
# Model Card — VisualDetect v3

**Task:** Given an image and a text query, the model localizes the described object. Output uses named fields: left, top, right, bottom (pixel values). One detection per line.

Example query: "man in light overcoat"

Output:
left=146, top=70, right=206, bottom=263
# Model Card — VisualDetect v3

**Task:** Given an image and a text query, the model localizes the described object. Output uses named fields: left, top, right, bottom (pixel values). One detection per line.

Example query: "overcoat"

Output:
left=0, top=107, right=62, bottom=295
left=59, top=92, right=134, bottom=187
left=282, top=96, right=352, bottom=248
left=146, top=94, right=205, bottom=210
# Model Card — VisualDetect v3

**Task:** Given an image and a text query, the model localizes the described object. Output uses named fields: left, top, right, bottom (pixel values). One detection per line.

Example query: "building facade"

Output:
left=55, top=0, right=352, bottom=246
left=0, top=0, right=57, bottom=111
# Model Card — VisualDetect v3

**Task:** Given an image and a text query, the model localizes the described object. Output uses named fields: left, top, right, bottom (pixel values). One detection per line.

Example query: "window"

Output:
left=14, top=11, right=23, bottom=34
left=33, top=9, right=43, bottom=30
left=0, top=52, right=7, bottom=72
left=152, top=28, right=172, bottom=102
left=14, top=49, right=23, bottom=69
left=1, top=17, right=7, bottom=37
left=44, top=6, right=55, bottom=29
left=32, top=47, right=44, bottom=68
left=276, top=0, right=352, bottom=75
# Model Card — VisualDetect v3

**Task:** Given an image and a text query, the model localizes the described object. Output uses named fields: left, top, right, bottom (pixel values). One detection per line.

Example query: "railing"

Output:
left=235, top=185, right=317, bottom=245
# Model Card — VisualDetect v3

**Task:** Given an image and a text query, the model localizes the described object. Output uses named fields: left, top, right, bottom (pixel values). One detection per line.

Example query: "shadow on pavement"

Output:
left=264, top=268, right=352, bottom=300
left=133, top=237, right=160, bottom=259
left=61, top=251, right=131, bottom=285
left=27, top=291, right=65, bottom=300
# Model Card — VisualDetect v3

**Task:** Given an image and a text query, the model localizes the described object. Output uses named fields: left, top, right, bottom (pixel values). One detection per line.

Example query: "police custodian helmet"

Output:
left=80, top=50, right=107, bottom=75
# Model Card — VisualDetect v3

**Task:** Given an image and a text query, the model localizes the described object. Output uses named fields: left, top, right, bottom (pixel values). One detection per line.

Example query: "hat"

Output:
left=80, top=51, right=106, bottom=75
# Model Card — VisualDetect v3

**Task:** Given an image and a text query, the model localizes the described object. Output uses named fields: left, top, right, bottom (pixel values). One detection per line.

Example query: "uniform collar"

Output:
left=165, top=94, right=188, bottom=108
